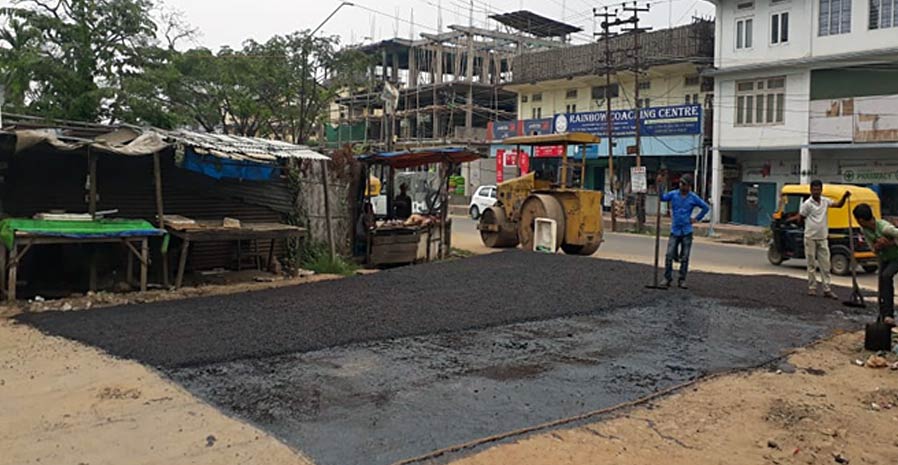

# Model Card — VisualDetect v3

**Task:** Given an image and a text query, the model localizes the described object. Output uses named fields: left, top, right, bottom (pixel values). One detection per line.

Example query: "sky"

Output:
left=163, top=0, right=715, bottom=50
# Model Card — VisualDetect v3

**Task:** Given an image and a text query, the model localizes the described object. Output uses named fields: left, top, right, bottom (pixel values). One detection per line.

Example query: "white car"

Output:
left=469, top=185, right=497, bottom=219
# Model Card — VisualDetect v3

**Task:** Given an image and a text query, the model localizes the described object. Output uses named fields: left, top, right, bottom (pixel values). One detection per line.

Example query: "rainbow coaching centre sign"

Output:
left=554, top=104, right=702, bottom=137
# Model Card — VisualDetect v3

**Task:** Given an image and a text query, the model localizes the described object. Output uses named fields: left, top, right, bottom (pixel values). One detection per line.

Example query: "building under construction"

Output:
left=326, top=11, right=582, bottom=149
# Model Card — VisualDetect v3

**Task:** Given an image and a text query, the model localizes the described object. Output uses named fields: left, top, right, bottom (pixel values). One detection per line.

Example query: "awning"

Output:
left=360, top=147, right=482, bottom=169
left=6, top=127, right=329, bottom=164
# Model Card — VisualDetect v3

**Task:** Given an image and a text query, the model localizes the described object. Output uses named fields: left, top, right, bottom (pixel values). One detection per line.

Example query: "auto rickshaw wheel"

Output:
left=863, top=264, right=879, bottom=274
left=830, top=252, right=851, bottom=276
left=767, top=244, right=784, bottom=266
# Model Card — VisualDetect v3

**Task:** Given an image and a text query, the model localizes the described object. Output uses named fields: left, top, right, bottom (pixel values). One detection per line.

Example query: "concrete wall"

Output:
left=713, top=69, right=811, bottom=149
left=512, top=63, right=710, bottom=120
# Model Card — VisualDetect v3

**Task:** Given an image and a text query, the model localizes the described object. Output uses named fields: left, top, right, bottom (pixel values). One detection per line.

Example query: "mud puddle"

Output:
left=167, top=295, right=843, bottom=465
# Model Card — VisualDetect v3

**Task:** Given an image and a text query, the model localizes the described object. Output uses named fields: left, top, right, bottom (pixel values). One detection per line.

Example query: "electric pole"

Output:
left=595, top=6, right=618, bottom=232
left=620, top=1, right=651, bottom=231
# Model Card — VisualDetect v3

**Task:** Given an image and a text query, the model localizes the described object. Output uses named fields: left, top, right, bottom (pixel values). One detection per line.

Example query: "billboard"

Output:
left=554, top=104, right=702, bottom=137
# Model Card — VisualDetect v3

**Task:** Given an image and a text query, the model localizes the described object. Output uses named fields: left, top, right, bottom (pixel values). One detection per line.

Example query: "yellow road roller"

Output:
left=477, top=133, right=604, bottom=255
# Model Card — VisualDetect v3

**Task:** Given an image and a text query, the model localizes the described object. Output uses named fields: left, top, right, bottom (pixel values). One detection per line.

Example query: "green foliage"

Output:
left=1, top=0, right=158, bottom=121
left=299, top=240, right=358, bottom=276
left=1, top=0, right=373, bottom=139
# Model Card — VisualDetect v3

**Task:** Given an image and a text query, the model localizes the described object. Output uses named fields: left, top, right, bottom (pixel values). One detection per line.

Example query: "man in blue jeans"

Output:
left=659, top=174, right=710, bottom=289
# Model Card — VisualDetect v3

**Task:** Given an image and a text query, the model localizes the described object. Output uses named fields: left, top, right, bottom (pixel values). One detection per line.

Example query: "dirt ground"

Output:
left=447, top=331, right=898, bottom=465
left=0, top=319, right=313, bottom=465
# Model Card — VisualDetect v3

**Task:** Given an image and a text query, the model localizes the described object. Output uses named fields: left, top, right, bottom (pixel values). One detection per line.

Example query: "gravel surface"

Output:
left=18, top=251, right=864, bottom=369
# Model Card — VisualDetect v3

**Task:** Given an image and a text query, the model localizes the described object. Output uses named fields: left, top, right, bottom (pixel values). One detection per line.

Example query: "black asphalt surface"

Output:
left=18, top=251, right=864, bottom=369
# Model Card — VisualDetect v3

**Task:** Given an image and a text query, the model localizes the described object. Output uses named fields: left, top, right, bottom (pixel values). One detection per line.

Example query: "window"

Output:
left=819, top=0, right=852, bottom=35
left=637, top=98, right=651, bottom=108
left=591, top=84, right=619, bottom=100
left=685, top=93, right=700, bottom=104
left=565, top=89, right=578, bottom=99
left=771, top=12, right=790, bottom=43
left=566, top=104, right=577, bottom=114
left=532, top=93, right=543, bottom=102
left=735, top=77, right=786, bottom=126
left=870, top=0, right=898, bottom=29
left=736, top=18, right=754, bottom=49
left=638, top=80, right=651, bottom=90
left=521, top=95, right=528, bottom=103
left=531, top=107, right=542, bottom=119
left=685, top=75, right=700, bottom=87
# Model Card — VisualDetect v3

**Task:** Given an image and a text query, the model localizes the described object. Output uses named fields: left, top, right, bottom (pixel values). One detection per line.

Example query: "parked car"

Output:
left=469, top=185, right=497, bottom=219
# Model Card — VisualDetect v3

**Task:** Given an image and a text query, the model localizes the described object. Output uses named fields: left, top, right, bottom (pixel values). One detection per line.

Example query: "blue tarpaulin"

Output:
left=182, top=149, right=278, bottom=180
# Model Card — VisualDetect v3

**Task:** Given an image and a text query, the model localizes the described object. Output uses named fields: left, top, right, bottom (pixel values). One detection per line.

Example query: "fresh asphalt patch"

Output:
left=17, top=251, right=869, bottom=465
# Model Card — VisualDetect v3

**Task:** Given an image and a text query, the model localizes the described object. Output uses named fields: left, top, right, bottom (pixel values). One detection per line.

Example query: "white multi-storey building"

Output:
left=706, top=0, right=898, bottom=225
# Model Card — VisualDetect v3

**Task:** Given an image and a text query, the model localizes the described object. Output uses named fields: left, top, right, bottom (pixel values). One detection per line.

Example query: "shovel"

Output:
left=843, top=197, right=866, bottom=309
left=865, top=316, right=893, bottom=351
left=646, top=173, right=667, bottom=290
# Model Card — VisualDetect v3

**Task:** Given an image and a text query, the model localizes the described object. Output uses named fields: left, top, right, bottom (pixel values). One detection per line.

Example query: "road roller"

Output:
left=477, top=133, right=604, bottom=255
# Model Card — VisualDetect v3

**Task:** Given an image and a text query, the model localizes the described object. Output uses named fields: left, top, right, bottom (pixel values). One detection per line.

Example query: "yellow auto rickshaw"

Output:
left=769, top=184, right=881, bottom=275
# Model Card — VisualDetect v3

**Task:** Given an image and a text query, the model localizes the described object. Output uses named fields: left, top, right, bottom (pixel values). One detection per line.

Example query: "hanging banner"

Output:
left=496, top=150, right=504, bottom=183
left=522, top=118, right=554, bottom=136
left=631, top=166, right=648, bottom=194
left=554, top=104, right=702, bottom=137
left=518, top=151, right=530, bottom=174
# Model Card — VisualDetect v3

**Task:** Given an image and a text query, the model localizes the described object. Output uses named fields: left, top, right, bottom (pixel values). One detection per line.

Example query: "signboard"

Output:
left=518, top=151, right=530, bottom=174
left=487, top=120, right=520, bottom=141
left=630, top=166, right=647, bottom=194
left=495, top=152, right=504, bottom=183
left=535, top=145, right=564, bottom=157
left=842, top=167, right=898, bottom=183
left=522, top=118, right=554, bottom=136
left=503, top=151, right=517, bottom=166
left=554, top=104, right=702, bottom=137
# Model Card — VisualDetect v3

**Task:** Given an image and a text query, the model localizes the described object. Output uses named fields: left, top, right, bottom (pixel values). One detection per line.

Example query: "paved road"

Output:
left=452, top=215, right=879, bottom=292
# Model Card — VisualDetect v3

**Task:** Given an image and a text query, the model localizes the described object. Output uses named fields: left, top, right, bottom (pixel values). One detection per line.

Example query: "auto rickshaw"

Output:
left=768, top=184, right=881, bottom=275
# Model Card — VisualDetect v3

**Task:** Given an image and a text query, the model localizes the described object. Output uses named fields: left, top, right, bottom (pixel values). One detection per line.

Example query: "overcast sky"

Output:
left=163, top=0, right=715, bottom=50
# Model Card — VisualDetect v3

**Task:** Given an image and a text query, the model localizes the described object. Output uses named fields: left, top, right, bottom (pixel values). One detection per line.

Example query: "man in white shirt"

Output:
left=793, top=180, right=850, bottom=298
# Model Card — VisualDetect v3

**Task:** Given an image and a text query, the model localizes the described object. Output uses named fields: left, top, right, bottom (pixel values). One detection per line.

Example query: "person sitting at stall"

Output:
left=393, top=183, right=413, bottom=219
left=354, top=202, right=375, bottom=256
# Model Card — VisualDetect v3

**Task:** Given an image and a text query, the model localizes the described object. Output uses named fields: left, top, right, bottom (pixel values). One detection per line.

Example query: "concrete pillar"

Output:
left=710, top=148, right=723, bottom=225
left=800, top=147, right=811, bottom=184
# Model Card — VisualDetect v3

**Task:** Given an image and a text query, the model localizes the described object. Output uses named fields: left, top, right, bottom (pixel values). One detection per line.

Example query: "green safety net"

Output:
left=0, top=218, right=168, bottom=253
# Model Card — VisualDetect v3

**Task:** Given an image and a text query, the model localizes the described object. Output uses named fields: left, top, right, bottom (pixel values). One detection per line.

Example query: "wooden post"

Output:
left=153, top=152, right=169, bottom=287
left=0, top=243, right=6, bottom=298
left=320, top=159, right=336, bottom=261
left=560, top=142, right=569, bottom=187
left=126, top=242, right=134, bottom=286
left=88, top=150, right=98, bottom=291
left=140, top=238, right=148, bottom=292
left=175, top=238, right=190, bottom=289
left=8, top=241, right=16, bottom=302
left=580, top=144, right=587, bottom=188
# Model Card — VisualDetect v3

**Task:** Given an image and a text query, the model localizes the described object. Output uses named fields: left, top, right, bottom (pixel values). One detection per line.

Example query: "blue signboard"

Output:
left=553, top=104, right=702, bottom=137
left=522, top=118, right=554, bottom=136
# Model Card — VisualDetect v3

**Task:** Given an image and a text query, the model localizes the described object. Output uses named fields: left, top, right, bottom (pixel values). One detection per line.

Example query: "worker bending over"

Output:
left=852, top=204, right=898, bottom=325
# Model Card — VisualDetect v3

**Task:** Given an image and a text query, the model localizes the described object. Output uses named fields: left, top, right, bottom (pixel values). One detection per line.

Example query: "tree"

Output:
left=0, top=0, right=158, bottom=121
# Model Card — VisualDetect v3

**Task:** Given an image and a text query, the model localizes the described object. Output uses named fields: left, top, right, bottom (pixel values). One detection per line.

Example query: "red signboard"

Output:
left=504, top=152, right=518, bottom=166
left=495, top=150, right=504, bottom=183
left=518, top=151, right=530, bottom=174
left=535, top=145, right=564, bottom=157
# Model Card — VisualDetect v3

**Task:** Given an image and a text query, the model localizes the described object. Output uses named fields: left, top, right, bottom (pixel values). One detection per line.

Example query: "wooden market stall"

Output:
left=0, top=118, right=330, bottom=301
left=357, top=147, right=481, bottom=266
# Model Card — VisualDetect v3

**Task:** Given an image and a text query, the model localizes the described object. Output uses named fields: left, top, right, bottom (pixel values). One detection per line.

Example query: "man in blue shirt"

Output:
left=659, top=174, right=710, bottom=289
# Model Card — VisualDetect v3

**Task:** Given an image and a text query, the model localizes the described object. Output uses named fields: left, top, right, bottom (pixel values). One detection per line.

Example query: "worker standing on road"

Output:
left=852, top=203, right=898, bottom=325
left=659, top=174, right=710, bottom=289
left=790, top=180, right=850, bottom=299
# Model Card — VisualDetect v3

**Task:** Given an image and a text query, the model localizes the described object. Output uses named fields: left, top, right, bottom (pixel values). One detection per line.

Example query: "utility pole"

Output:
left=620, top=1, right=651, bottom=231
left=595, top=6, right=618, bottom=232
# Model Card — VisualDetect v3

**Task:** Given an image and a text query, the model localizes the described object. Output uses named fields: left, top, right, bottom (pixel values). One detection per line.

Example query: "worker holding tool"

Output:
left=658, top=174, right=709, bottom=289
left=852, top=203, right=898, bottom=325
left=790, top=180, right=850, bottom=299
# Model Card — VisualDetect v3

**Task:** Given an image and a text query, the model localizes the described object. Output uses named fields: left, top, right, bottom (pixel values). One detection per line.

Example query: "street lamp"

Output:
left=298, top=1, right=354, bottom=143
